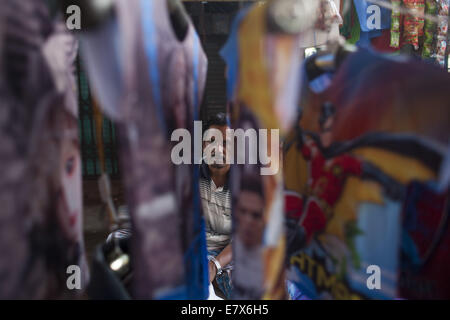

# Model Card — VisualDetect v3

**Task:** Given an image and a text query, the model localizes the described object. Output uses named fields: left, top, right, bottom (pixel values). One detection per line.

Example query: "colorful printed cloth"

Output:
left=422, top=0, right=438, bottom=58
left=223, top=1, right=305, bottom=300
left=436, top=0, right=449, bottom=66
left=284, top=49, right=450, bottom=299
left=403, top=0, right=426, bottom=50
left=0, top=0, right=89, bottom=298
left=390, top=0, right=402, bottom=48
left=353, top=0, right=392, bottom=32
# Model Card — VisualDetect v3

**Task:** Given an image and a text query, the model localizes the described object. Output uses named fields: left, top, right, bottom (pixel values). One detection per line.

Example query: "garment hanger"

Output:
left=266, top=0, right=320, bottom=34
left=167, top=0, right=190, bottom=42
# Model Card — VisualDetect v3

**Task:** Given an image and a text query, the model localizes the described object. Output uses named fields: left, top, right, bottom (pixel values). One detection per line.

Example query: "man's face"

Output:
left=236, top=191, right=265, bottom=249
left=203, top=124, right=231, bottom=175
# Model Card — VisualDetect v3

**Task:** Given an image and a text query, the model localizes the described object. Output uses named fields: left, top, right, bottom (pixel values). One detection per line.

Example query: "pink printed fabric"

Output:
left=0, top=0, right=89, bottom=299
left=80, top=0, right=208, bottom=299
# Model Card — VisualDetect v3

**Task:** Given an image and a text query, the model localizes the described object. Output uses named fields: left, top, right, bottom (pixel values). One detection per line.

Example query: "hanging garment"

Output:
left=340, top=1, right=356, bottom=40
left=400, top=181, right=449, bottom=299
left=353, top=0, right=392, bottom=48
left=422, top=0, right=438, bottom=59
left=390, top=0, right=444, bottom=59
left=371, top=29, right=400, bottom=53
left=342, top=1, right=395, bottom=52
left=390, top=0, right=402, bottom=48
left=223, top=1, right=305, bottom=300
left=403, top=0, right=426, bottom=50
left=79, top=0, right=208, bottom=299
left=284, top=48, right=450, bottom=299
left=435, top=0, right=449, bottom=67
left=0, top=0, right=88, bottom=299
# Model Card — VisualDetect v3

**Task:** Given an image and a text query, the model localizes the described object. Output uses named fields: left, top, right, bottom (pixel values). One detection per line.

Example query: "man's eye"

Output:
left=252, top=212, right=262, bottom=220
left=65, top=156, right=76, bottom=175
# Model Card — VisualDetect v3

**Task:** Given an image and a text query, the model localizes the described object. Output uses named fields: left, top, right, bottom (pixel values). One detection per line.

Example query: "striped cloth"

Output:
left=199, top=164, right=232, bottom=252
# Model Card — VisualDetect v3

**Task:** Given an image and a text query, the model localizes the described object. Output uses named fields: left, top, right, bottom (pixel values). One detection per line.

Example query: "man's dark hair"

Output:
left=240, top=173, right=264, bottom=199
left=204, top=112, right=228, bottom=131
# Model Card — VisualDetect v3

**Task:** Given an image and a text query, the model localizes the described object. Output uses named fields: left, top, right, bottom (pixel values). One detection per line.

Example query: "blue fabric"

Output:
left=208, top=249, right=233, bottom=299
left=309, top=73, right=334, bottom=94
left=287, top=281, right=311, bottom=300
left=140, top=0, right=188, bottom=300
left=219, top=5, right=252, bottom=100
left=353, top=0, right=391, bottom=32
left=157, top=285, right=189, bottom=300
left=180, top=29, right=209, bottom=300
left=184, top=225, right=209, bottom=299
left=141, top=0, right=208, bottom=299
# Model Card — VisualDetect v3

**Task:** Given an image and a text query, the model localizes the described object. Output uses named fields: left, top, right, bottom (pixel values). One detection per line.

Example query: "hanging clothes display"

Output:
left=342, top=1, right=449, bottom=61
left=221, top=0, right=340, bottom=300
left=389, top=0, right=449, bottom=67
left=223, top=1, right=302, bottom=300
left=390, top=0, right=427, bottom=50
left=284, top=48, right=450, bottom=299
left=300, top=0, right=342, bottom=49
left=340, top=1, right=396, bottom=52
left=354, top=0, right=392, bottom=32
left=79, top=0, right=209, bottom=299
left=0, top=0, right=89, bottom=298
left=435, top=0, right=449, bottom=66
left=422, top=0, right=438, bottom=58
left=353, top=0, right=392, bottom=48
left=402, top=0, right=426, bottom=50
left=391, top=0, right=403, bottom=48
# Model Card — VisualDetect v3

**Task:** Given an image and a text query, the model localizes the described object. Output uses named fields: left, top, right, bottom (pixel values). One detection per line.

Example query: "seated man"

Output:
left=201, top=112, right=233, bottom=299
left=102, top=113, right=234, bottom=299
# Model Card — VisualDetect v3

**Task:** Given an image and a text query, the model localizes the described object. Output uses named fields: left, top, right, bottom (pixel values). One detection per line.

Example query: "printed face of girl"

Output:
left=58, top=134, right=82, bottom=243
left=236, top=191, right=265, bottom=250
